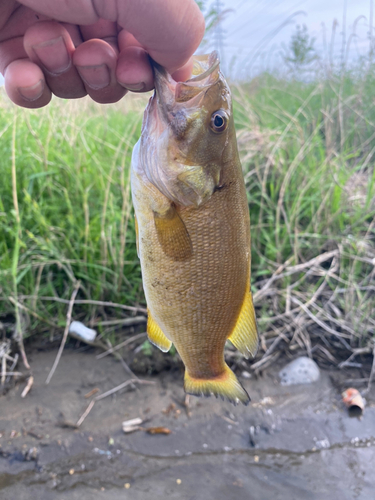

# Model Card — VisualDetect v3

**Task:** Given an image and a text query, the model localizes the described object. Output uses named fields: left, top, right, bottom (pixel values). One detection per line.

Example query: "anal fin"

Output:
left=154, top=205, right=192, bottom=261
left=228, top=291, right=259, bottom=359
left=147, top=310, right=172, bottom=353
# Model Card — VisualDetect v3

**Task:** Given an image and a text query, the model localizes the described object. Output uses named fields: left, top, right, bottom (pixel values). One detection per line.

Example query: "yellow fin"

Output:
left=134, top=214, right=139, bottom=257
left=154, top=206, right=192, bottom=261
left=184, top=364, right=250, bottom=406
left=228, top=292, right=259, bottom=359
left=147, top=310, right=172, bottom=353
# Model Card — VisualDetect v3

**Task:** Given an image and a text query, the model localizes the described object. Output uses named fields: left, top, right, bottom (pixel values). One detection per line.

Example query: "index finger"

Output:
left=18, top=0, right=205, bottom=73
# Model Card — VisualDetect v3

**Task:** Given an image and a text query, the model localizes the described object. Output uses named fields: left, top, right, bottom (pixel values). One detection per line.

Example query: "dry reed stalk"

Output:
left=96, top=332, right=147, bottom=359
left=17, top=296, right=147, bottom=314
left=45, top=282, right=80, bottom=384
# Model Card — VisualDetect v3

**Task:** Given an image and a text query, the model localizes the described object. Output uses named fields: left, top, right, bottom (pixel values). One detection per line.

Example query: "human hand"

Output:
left=0, top=0, right=205, bottom=108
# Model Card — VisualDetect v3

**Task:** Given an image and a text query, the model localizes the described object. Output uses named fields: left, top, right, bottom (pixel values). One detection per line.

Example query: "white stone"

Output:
left=69, top=321, right=97, bottom=343
left=279, top=356, right=320, bottom=386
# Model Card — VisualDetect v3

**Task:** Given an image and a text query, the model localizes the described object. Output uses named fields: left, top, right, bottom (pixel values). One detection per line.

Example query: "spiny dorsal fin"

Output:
left=154, top=205, right=192, bottom=261
left=228, top=292, right=258, bottom=359
left=147, top=310, right=172, bottom=353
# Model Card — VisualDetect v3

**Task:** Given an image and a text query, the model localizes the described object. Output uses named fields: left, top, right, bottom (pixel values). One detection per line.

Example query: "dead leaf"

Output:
left=84, top=388, right=99, bottom=399
left=145, top=426, right=171, bottom=435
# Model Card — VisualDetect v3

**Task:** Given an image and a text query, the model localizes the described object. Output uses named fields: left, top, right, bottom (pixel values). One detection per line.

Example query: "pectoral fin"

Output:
left=147, top=310, right=172, bottom=353
left=154, top=205, right=192, bottom=261
left=228, top=292, right=259, bottom=359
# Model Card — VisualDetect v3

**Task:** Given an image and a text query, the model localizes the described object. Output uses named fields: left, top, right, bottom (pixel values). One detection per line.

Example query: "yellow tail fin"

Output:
left=184, top=364, right=250, bottom=406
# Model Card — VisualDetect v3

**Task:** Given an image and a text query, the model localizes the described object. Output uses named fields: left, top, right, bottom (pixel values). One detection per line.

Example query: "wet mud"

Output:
left=1, top=346, right=375, bottom=499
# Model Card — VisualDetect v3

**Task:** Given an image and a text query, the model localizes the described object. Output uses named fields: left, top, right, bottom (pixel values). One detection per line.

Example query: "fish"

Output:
left=131, top=51, right=258, bottom=405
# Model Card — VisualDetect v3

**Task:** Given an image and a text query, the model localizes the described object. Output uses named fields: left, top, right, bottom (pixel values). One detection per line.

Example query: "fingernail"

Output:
left=32, top=36, right=70, bottom=74
left=76, top=64, right=111, bottom=90
left=122, top=82, right=145, bottom=92
left=18, top=79, right=44, bottom=101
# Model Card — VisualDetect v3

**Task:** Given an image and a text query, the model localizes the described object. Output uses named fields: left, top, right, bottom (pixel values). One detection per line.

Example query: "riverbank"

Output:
left=1, top=344, right=374, bottom=499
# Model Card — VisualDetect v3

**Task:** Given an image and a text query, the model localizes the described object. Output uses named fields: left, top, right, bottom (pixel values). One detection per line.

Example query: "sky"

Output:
left=0, top=1, right=372, bottom=85
left=211, top=0, right=373, bottom=77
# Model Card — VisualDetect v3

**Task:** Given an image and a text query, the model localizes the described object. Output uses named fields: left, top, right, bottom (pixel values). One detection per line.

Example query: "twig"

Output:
left=93, top=316, right=146, bottom=327
left=8, top=297, right=58, bottom=328
left=263, top=325, right=289, bottom=357
left=6, top=353, right=19, bottom=383
left=254, top=250, right=339, bottom=302
left=338, top=347, right=372, bottom=369
left=253, top=255, right=294, bottom=301
left=76, top=399, right=96, bottom=427
left=46, top=282, right=80, bottom=384
left=94, top=378, right=154, bottom=401
left=251, top=352, right=280, bottom=371
left=18, top=296, right=147, bottom=314
left=313, top=345, right=339, bottom=364
left=75, top=378, right=154, bottom=427
left=84, top=388, right=99, bottom=399
left=291, top=296, right=352, bottom=348
left=118, top=354, right=138, bottom=379
left=21, top=375, right=34, bottom=398
left=96, top=332, right=147, bottom=359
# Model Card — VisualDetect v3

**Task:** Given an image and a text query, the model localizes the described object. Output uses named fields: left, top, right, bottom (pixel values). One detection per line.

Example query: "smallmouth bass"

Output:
left=131, top=52, right=258, bottom=405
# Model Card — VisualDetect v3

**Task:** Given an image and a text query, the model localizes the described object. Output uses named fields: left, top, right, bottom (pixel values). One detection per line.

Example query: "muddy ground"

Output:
left=1, top=343, right=375, bottom=500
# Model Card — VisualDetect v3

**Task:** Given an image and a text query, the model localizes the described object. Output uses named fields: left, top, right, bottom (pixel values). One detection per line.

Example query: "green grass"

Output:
left=232, top=70, right=375, bottom=365
left=0, top=95, right=145, bottom=337
left=0, top=67, right=374, bottom=368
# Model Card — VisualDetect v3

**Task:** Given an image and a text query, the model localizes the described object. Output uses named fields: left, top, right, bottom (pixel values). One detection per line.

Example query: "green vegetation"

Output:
left=233, top=68, right=375, bottom=368
left=0, top=96, right=144, bottom=338
left=282, top=24, right=318, bottom=70
left=0, top=61, right=374, bottom=370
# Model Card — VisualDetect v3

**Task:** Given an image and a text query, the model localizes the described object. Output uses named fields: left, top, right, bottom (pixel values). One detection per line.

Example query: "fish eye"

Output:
left=210, top=110, right=228, bottom=133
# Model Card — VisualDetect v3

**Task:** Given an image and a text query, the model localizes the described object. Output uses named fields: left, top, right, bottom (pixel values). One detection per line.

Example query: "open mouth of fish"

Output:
left=152, top=51, right=220, bottom=117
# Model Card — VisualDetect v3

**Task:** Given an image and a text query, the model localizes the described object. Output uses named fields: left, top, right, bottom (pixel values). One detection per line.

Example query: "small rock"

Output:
left=25, top=447, right=39, bottom=461
left=279, top=357, right=320, bottom=386
left=69, top=321, right=96, bottom=343
left=315, top=438, right=330, bottom=449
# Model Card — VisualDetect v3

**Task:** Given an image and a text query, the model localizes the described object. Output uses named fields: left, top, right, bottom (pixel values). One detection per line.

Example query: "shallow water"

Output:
left=1, top=348, right=374, bottom=499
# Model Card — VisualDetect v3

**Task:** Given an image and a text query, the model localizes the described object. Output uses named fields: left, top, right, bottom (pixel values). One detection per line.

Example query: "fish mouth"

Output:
left=152, top=51, right=220, bottom=112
